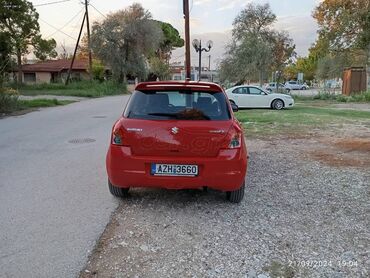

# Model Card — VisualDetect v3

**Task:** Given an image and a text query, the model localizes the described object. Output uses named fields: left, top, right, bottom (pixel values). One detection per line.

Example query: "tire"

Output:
left=229, top=100, right=236, bottom=105
left=108, top=180, right=129, bottom=197
left=272, top=99, right=284, bottom=110
left=301, top=87, right=307, bottom=90
left=226, top=182, right=245, bottom=203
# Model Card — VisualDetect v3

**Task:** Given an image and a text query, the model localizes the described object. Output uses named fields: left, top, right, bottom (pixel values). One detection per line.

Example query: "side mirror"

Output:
left=231, top=102, right=239, bottom=112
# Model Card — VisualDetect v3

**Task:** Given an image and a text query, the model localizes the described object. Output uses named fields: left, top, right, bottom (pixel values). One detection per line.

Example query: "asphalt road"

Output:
left=0, top=95, right=130, bottom=278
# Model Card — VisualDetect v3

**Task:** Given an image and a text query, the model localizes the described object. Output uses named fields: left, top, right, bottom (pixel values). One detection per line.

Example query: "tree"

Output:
left=232, top=3, right=276, bottom=39
left=146, top=21, right=183, bottom=80
left=32, top=35, right=57, bottom=61
left=313, top=0, right=370, bottom=51
left=77, top=34, right=89, bottom=60
left=149, top=56, right=170, bottom=80
left=0, top=32, right=12, bottom=86
left=283, top=56, right=316, bottom=82
left=220, top=3, right=295, bottom=86
left=312, top=0, right=370, bottom=79
left=91, top=59, right=105, bottom=81
left=270, top=31, right=296, bottom=85
left=91, top=3, right=163, bottom=83
left=220, top=34, right=272, bottom=85
left=283, top=64, right=298, bottom=81
left=0, top=0, right=58, bottom=83
left=154, top=21, right=184, bottom=62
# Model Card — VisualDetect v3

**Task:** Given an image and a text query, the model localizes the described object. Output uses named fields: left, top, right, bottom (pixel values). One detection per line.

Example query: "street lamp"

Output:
left=192, top=39, right=213, bottom=81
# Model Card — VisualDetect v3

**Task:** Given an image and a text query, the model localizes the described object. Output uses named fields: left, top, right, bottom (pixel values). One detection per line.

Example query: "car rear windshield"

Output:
left=124, top=90, right=231, bottom=121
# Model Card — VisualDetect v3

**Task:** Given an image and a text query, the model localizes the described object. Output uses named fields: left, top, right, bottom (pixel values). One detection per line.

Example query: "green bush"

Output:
left=313, top=92, right=338, bottom=100
left=0, top=87, right=19, bottom=113
left=349, top=90, right=370, bottom=102
left=91, top=60, right=105, bottom=81
left=336, top=95, right=348, bottom=102
left=294, top=90, right=370, bottom=103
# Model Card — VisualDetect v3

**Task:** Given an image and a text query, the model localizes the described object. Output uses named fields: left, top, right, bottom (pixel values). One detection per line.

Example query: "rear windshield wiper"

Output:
left=147, top=112, right=180, bottom=118
left=148, top=112, right=211, bottom=120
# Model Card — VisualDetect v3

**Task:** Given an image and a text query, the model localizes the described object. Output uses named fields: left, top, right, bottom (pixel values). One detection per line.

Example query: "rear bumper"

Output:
left=106, top=145, right=247, bottom=191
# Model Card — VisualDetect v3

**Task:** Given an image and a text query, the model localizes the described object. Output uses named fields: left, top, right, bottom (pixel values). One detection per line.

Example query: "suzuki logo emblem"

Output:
left=171, top=127, right=179, bottom=134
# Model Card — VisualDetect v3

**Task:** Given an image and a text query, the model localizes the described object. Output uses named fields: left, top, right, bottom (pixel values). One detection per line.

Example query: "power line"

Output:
left=34, top=0, right=72, bottom=7
left=89, top=3, right=107, bottom=19
left=39, top=18, right=76, bottom=40
left=45, top=8, right=84, bottom=39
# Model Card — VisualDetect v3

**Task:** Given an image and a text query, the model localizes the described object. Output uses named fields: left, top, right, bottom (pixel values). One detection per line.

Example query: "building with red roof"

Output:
left=13, top=59, right=91, bottom=84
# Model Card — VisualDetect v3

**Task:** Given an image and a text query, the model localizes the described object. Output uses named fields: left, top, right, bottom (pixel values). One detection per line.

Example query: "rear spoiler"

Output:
left=135, top=82, right=223, bottom=92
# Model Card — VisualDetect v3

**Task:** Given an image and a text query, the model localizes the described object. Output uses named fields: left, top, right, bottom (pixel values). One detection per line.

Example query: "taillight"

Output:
left=112, top=132, right=123, bottom=145
left=229, top=133, right=241, bottom=148
left=228, top=124, right=242, bottom=149
left=111, top=122, right=124, bottom=146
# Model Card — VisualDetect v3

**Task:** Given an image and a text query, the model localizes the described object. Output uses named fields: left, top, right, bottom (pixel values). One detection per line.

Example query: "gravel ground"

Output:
left=80, top=135, right=369, bottom=278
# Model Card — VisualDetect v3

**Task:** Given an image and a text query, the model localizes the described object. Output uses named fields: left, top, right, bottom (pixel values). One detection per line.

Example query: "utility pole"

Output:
left=66, top=12, right=86, bottom=85
left=85, top=0, right=92, bottom=81
left=183, top=0, right=191, bottom=80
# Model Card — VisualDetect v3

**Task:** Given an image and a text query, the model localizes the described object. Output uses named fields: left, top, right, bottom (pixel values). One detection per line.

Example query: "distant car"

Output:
left=265, top=82, right=285, bottom=92
left=225, top=85, right=294, bottom=110
left=284, top=81, right=309, bottom=90
left=106, top=81, right=248, bottom=203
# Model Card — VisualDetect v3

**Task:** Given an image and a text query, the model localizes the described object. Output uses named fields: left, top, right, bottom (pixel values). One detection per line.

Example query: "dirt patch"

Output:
left=335, top=139, right=370, bottom=152
left=80, top=207, right=122, bottom=278
left=308, top=138, right=370, bottom=168
left=309, top=151, right=369, bottom=167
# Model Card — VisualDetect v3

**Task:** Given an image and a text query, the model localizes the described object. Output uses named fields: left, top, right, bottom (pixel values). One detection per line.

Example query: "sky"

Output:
left=30, top=0, right=321, bottom=68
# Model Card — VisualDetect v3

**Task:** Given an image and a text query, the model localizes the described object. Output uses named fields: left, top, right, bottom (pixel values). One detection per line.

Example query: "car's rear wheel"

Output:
left=226, top=182, right=245, bottom=203
left=301, top=87, right=307, bottom=90
left=108, top=180, right=129, bottom=197
left=272, top=99, right=284, bottom=110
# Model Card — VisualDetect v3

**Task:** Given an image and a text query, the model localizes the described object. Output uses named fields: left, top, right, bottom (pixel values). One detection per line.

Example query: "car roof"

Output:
left=135, top=81, right=223, bottom=92
left=226, top=85, right=263, bottom=90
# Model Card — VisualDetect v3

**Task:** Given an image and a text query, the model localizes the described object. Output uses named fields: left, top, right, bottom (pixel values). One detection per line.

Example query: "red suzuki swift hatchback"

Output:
left=106, top=81, right=248, bottom=203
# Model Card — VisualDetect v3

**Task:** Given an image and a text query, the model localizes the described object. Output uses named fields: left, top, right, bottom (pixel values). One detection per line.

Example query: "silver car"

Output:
left=265, top=82, right=286, bottom=92
left=284, top=81, right=309, bottom=90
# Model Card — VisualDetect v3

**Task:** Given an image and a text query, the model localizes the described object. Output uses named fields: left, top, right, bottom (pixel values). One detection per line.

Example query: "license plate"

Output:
left=151, top=164, right=198, bottom=176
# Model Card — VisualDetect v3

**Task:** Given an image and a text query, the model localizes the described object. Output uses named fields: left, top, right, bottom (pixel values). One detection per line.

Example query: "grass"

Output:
left=18, top=99, right=75, bottom=108
left=11, top=80, right=127, bottom=98
left=1, top=88, right=75, bottom=115
left=235, top=101, right=370, bottom=138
